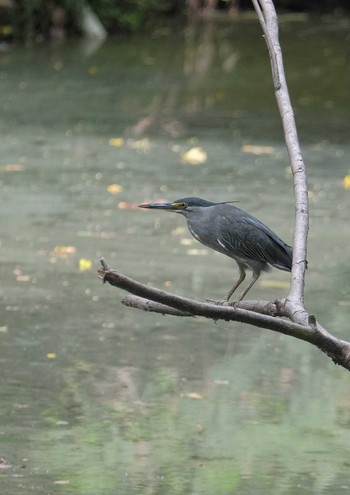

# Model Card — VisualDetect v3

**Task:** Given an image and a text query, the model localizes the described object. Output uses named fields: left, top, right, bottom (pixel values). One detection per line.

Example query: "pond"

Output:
left=0, top=12, right=350, bottom=495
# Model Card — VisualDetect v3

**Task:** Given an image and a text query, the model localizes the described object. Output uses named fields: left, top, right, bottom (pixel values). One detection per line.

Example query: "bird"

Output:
left=139, top=197, right=293, bottom=303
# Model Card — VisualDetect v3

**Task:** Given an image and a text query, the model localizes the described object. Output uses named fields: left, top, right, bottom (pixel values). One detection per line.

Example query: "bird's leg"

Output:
left=225, top=265, right=246, bottom=302
left=207, top=265, right=246, bottom=305
left=236, top=271, right=260, bottom=303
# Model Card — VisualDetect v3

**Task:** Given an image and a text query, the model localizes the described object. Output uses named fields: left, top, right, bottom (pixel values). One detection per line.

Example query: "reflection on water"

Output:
left=0, top=13, right=350, bottom=495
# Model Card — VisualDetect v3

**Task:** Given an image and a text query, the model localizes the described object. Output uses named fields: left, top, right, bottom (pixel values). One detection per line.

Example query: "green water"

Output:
left=0, top=13, right=350, bottom=495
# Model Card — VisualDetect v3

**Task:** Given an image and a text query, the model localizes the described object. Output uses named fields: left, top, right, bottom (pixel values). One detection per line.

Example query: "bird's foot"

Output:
left=206, top=298, right=230, bottom=306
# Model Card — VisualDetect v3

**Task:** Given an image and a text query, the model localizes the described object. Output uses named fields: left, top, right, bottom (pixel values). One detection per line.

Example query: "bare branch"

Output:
left=122, top=295, right=194, bottom=317
left=252, top=0, right=309, bottom=308
left=98, top=260, right=350, bottom=370
left=98, top=260, right=311, bottom=335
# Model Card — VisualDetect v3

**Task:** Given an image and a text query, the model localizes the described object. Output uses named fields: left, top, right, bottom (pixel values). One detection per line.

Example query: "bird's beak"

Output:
left=138, top=201, right=175, bottom=211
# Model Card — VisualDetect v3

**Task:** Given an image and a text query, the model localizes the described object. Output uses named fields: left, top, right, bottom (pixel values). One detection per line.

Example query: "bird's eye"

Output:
left=173, top=202, right=188, bottom=209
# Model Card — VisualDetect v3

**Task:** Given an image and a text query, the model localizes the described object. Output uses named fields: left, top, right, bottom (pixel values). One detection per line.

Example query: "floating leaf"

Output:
left=79, top=258, right=92, bottom=271
left=107, top=183, right=123, bottom=194
left=1, top=164, right=23, bottom=172
left=118, top=202, right=139, bottom=209
left=108, top=137, right=125, bottom=147
left=88, top=66, right=98, bottom=76
left=128, top=138, right=152, bottom=153
left=186, top=248, right=208, bottom=256
left=181, top=392, right=204, bottom=400
left=16, top=275, right=31, bottom=282
left=53, top=246, right=76, bottom=257
left=342, top=175, right=350, bottom=189
left=0, top=457, right=12, bottom=470
left=241, top=144, right=276, bottom=155
left=0, top=25, right=12, bottom=36
left=181, top=147, right=207, bottom=165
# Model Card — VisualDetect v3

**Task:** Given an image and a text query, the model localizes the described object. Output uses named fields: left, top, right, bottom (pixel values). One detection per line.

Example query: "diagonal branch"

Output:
left=98, top=259, right=350, bottom=370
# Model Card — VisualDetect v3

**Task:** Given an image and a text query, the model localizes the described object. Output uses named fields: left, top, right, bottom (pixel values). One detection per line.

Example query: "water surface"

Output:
left=0, top=13, right=350, bottom=495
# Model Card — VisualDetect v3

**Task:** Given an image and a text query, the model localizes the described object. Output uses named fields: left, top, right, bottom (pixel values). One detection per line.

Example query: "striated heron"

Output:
left=139, top=197, right=293, bottom=302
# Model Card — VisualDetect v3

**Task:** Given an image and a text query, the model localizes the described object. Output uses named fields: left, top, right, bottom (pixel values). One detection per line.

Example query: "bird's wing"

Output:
left=218, top=213, right=292, bottom=268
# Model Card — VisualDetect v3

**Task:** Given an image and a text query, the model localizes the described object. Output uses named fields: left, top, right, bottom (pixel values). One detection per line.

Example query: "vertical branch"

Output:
left=252, top=0, right=309, bottom=308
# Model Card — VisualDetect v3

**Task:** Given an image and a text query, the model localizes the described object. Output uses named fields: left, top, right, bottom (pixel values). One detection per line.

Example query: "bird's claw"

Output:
left=206, top=298, right=230, bottom=306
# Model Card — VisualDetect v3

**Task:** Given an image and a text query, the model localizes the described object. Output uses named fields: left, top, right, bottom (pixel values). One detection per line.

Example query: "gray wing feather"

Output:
left=218, top=210, right=292, bottom=270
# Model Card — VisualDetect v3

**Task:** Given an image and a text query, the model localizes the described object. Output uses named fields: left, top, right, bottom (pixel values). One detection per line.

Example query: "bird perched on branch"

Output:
left=139, top=197, right=293, bottom=303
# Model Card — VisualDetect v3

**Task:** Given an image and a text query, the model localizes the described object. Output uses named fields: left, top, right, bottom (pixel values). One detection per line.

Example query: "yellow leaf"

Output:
left=181, top=147, right=207, bottom=165
left=186, top=248, right=208, bottom=256
left=241, top=144, right=276, bottom=155
left=107, top=183, right=123, bottom=194
left=0, top=25, right=12, bottom=36
left=47, top=353, right=56, bottom=359
left=128, top=138, right=152, bottom=153
left=79, top=258, right=92, bottom=271
left=53, top=246, right=76, bottom=257
left=342, top=175, right=350, bottom=189
left=108, top=137, right=125, bottom=147
left=88, top=66, right=98, bottom=76
left=181, top=392, right=204, bottom=400
left=1, top=164, right=23, bottom=172
left=118, top=201, right=139, bottom=210
left=16, top=275, right=31, bottom=282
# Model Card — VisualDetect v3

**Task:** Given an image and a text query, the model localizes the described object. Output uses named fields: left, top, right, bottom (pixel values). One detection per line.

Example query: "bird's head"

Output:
left=138, top=197, right=218, bottom=213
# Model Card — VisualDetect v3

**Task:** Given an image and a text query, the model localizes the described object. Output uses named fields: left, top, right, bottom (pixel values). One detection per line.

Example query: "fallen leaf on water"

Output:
left=79, top=258, right=92, bottom=271
left=181, top=147, right=207, bottom=165
left=213, top=379, right=230, bottom=385
left=88, top=66, right=98, bottom=76
left=241, top=144, right=276, bottom=155
left=181, top=392, right=204, bottom=400
left=186, top=248, right=208, bottom=256
left=53, top=246, right=76, bottom=257
left=13, top=268, right=31, bottom=282
left=108, top=137, right=125, bottom=147
left=180, top=238, right=195, bottom=245
left=107, top=183, right=123, bottom=194
left=118, top=201, right=139, bottom=209
left=0, top=25, right=12, bottom=36
left=128, top=138, right=153, bottom=153
left=260, top=280, right=290, bottom=289
left=16, top=275, right=31, bottom=282
left=0, top=458, right=12, bottom=470
left=342, top=175, right=350, bottom=189
left=1, top=164, right=23, bottom=172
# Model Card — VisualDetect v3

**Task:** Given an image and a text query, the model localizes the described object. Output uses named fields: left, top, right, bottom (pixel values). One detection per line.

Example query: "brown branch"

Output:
left=98, top=260, right=350, bottom=370
left=122, top=295, right=194, bottom=317
left=98, top=260, right=312, bottom=337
